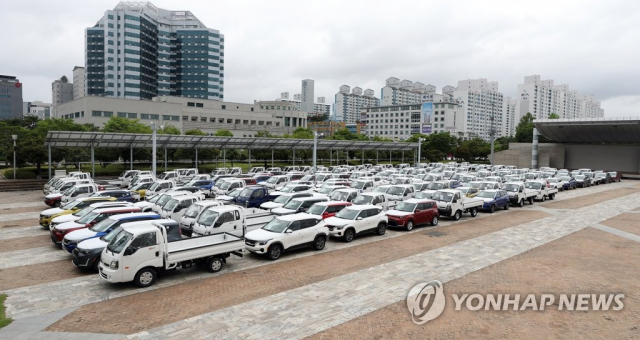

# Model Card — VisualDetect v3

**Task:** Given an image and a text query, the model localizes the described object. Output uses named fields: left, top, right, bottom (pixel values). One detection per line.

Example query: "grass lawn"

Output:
left=0, top=294, right=12, bottom=328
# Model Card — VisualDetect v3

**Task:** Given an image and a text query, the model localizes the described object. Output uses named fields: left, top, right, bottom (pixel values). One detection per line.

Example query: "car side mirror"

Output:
left=356, top=217, right=363, bottom=221
left=124, top=247, right=137, bottom=256
left=213, top=221, right=222, bottom=228
left=415, top=209, right=421, bottom=213
left=285, top=229, right=293, bottom=234
left=452, top=199, right=458, bottom=203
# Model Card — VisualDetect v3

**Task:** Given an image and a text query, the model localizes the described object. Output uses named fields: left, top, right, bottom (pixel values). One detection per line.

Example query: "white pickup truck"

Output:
left=191, top=205, right=275, bottom=238
left=524, top=180, right=558, bottom=201
left=432, top=189, right=483, bottom=220
left=502, top=182, right=538, bottom=206
left=98, top=221, right=244, bottom=287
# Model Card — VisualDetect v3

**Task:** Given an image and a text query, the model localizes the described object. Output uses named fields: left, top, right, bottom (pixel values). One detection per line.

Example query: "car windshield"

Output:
left=373, top=186, right=390, bottom=193
left=352, top=181, right=366, bottom=189
left=90, top=218, right=116, bottom=232
left=283, top=200, right=303, bottom=210
left=279, top=186, right=296, bottom=193
left=107, top=230, right=133, bottom=254
left=395, top=202, right=416, bottom=212
left=431, top=191, right=454, bottom=202
left=427, top=183, right=444, bottom=190
left=273, top=195, right=292, bottom=204
left=197, top=210, right=219, bottom=225
left=330, top=191, right=349, bottom=201
left=184, top=204, right=204, bottom=218
left=101, top=226, right=123, bottom=242
left=262, top=219, right=290, bottom=233
left=477, top=191, right=496, bottom=198
left=575, top=175, right=586, bottom=180
left=301, top=175, right=313, bottom=181
left=316, top=174, right=330, bottom=181
left=525, top=182, right=543, bottom=189
left=61, top=200, right=81, bottom=210
left=164, top=199, right=179, bottom=211
left=387, top=186, right=405, bottom=195
left=220, top=182, right=233, bottom=190
left=503, top=184, right=520, bottom=192
left=307, top=204, right=326, bottom=216
left=335, top=208, right=359, bottom=220
left=156, top=195, right=172, bottom=207
left=74, top=206, right=95, bottom=217
left=479, top=183, right=495, bottom=190
left=414, top=192, right=433, bottom=199
left=266, top=177, right=279, bottom=184
left=149, top=182, right=161, bottom=191
left=227, top=188, right=242, bottom=198
left=77, top=211, right=100, bottom=224
left=318, top=187, right=334, bottom=194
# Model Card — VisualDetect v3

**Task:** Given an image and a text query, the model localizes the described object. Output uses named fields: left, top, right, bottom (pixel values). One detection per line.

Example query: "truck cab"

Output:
left=432, top=189, right=482, bottom=220
left=160, top=194, right=203, bottom=222
left=157, top=171, right=179, bottom=181
left=179, top=200, right=226, bottom=236
left=329, top=188, right=359, bottom=202
left=192, top=205, right=274, bottom=237
left=61, top=183, right=99, bottom=205
left=146, top=180, right=176, bottom=196
left=261, top=175, right=290, bottom=190
left=248, top=167, right=266, bottom=176
left=352, top=192, right=391, bottom=210
left=212, top=179, right=246, bottom=197
left=236, top=186, right=270, bottom=208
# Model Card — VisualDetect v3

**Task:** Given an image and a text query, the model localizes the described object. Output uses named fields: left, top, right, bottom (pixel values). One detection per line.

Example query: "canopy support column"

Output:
left=195, top=147, right=198, bottom=168
left=376, top=150, right=379, bottom=164
left=293, top=149, right=296, bottom=166
left=48, top=143, right=52, bottom=179
left=90, top=142, right=95, bottom=179
left=223, top=149, right=226, bottom=168
left=361, top=149, right=364, bottom=165
left=248, top=149, right=251, bottom=169
left=164, top=147, right=167, bottom=171
left=402, top=150, right=404, bottom=163
left=271, top=149, right=274, bottom=168
left=130, top=145, right=133, bottom=170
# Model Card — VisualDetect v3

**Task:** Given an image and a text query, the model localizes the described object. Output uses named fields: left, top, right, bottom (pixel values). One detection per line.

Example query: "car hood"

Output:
left=215, top=195, right=234, bottom=201
left=245, top=228, right=281, bottom=242
left=324, top=216, right=352, bottom=227
left=56, top=221, right=85, bottom=231
left=271, top=207, right=296, bottom=215
left=261, top=202, right=283, bottom=209
left=480, top=197, right=495, bottom=203
left=65, top=228, right=98, bottom=242
left=386, top=210, right=412, bottom=217
left=45, top=193, right=63, bottom=200
left=77, top=236, right=108, bottom=251
left=134, top=202, right=154, bottom=208
left=41, top=207, right=65, bottom=216
left=269, top=191, right=285, bottom=197
left=51, top=214, right=79, bottom=224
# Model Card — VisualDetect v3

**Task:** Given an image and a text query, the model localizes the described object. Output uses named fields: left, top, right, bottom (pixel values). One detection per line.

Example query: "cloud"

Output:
left=2, top=0, right=639, bottom=116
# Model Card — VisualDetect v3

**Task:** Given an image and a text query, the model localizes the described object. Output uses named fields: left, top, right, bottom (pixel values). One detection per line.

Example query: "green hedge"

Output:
left=4, top=169, right=39, bottom=179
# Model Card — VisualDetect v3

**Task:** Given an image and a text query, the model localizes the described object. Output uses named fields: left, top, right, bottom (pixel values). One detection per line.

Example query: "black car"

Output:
left=574, top=175, right=591, bottom=188
left=594, top=172, right=611, bottom=184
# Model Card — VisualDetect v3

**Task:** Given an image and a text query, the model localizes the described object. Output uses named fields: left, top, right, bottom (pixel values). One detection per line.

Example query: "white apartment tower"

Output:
left=300, top=79, right=315, bottom=113
left=380, top=77, right=437, bottom=106
left=516, top=75, right=604, bottom=120
left=334, top=85, right=379, bottom=123
left=502, top=96, right=517, bottom=137
left=73, top=66, right=85, bottom=99
left=451, top=78, right=506, bottom=141
left=51, top=77, right=74, bottom=118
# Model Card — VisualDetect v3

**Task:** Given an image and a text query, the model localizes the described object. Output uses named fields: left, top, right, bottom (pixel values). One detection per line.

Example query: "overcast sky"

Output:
left=3, top=0, right=640, bottom=117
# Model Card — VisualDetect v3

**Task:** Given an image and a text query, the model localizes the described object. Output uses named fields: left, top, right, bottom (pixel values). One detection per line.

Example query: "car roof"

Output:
left=403, top=198, right=436, bottom=204
left=314, top=201, right=351, bottom=207
left=172, top=194, right=201, bottom=201
left=78, top=197, right=115, bottom=202
left=345, top=204, right=379, bottom=210
left=275, top=213, right=319, bottom=221
left=334, top=188, right=359, bottom=193
left=90, top=202, right=132, bottom=208
left=109, top=212, right=160, bottom=220
left=93, top=207, right=141, bottom=213
left=292, top=196, right=329, bottom=202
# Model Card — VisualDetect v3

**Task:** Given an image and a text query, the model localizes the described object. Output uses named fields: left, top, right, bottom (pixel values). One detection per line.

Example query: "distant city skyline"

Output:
left=2, top=0, right=639, bottom=117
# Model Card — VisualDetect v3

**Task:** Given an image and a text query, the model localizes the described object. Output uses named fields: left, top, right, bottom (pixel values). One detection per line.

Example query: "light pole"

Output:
left=417, top=137, right=424, bottom=168
left=11, top=135, right=17, bottom=179
left=312, top=131, right=323, bottom=174
left=489, top=102, right=495, bottom=166
left=151, top=122, right=164, bottom=177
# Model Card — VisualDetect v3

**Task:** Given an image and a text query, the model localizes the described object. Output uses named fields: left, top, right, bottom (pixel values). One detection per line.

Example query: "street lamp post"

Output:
left=490, top=103, right=495, bottom=166
left=312, top=130, right=323, bottom=174
left=11, top=135, right=17, bottom=179
left=151, top=122, right=164, bottom=177
left=417, top=137, right=424, bottom=168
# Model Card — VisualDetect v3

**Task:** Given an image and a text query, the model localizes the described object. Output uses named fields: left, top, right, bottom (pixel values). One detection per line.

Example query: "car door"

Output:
left=299, top=218, right=321, bottom=244
left=213, top=211, right=236, bottom=235
left=354, top=210, right=368, bottom=233
left=121, top=231, right=162, bottom=281
left=414, top=203, right=429, bottom=225
left=364, top=208, right=381, bottom=230
left=284, top=220, right=303, bottom=248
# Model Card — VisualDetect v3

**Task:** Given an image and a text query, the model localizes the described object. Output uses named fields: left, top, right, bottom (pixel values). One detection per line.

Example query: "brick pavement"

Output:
left=307, top=227, right=640, bottom=340
left=0, top=206, right=44, bottom=215
left=0, top=190, right=44, bottom=205
left=542, top=185, right=638, bottom=209
left=0, top=245, right=70, bottom=270
left=0, top=260, right=90, bottom=291
left=0, top=225, right=49, bottom=241
left=47, top=210, right=549, bottom=334
left=600, top=213, right=640, bottom=237
left=0, top=235, right=50, bottom=253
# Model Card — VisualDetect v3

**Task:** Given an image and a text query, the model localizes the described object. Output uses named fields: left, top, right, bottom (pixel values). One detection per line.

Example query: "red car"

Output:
left=44, top=194, right=63, bottom=207
left=607, top=171, right=622, bottom=182
left=50, top=207, right=141, bottom=244
left=306, top=201, right=352, bottom=220
left=385, top=199, right=439, bottom=231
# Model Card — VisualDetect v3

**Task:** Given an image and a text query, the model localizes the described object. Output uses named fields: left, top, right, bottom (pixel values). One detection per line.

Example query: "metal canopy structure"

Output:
left=45, top=131, right=419, bottom=151
left=535, top=118, right=640, bottom=144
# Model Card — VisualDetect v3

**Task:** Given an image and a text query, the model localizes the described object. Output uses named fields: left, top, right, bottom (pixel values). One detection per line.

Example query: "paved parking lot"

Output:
left=0, top=181, right=639, bottom=339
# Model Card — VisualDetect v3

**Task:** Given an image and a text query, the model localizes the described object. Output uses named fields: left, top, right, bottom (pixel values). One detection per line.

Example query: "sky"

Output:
left=3, top=0, right=640, bottom=117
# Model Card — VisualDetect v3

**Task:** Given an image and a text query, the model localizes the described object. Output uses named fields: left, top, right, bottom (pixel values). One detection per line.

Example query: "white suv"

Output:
left=244, top=214, right=328, bottom=260
left=324, top=205, right=388, bottom=242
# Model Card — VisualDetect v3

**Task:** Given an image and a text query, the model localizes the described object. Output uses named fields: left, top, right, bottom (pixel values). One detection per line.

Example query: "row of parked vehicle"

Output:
left=37, top=162, right=621, bottom=288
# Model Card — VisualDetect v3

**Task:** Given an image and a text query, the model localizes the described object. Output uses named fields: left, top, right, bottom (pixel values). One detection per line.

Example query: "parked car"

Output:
left=48, top=202, right=134, bottom=230
left=91, top=190, right=137, bottom=203
left=608, top=171, right=622, bottom=182
left=159, top=194, right=203, bottom=222
left=455, top=187, right=480, bottom=198
left=179, top=200, right=226, bottom=237
left=594, top=172, right=611, bottom=184
left=524, top=180, right=558, bottom=201
left=236, top=186, right=270, bottom=208
left=432, top=189, right=483, bottom=220
left=130, top=182, right=153, bottom=200
left=60, top=183, right=99, bottom=205
left=546, top=178, right=566, bottom=191
left=502, top=182, right=538, bottom=206
left=306, top=201, right=352, bottom=220
left=50, top=206, right=141, bottom=244
left=559, top=175, right=577, bottom=190
left=271, top=196, right=330, bottom=216
left=476, top=189, right=510, bottom=213
left=260, top=192, right=313, bottom=210
left=191, top=205, right=274, bottom=238
left=214, top=188, right=244, bottom=205
left=324, top=205, right=388, bottom=242
left=328, top=188, right=359, bottom=202
left=39, top=197, right=116, bottom=228
left=386, top=199, right=439, bottom=231
left=574, top=174, right=591, bottom=188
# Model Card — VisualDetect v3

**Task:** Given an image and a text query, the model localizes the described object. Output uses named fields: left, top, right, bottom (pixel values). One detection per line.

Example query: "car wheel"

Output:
left=406, top=220, right=414, bottom=231
left=504, top=203, right=509, bottom=210
left=267, top=244, right=283, bottom=260
left=470, top=208, right=478, bottom=217
left=549, top=194, right=555, bottom=200
left=92, top=257, right=100, bottom=272
left=134, top=267, right=156, bottom=288
left=344, top=228, right=355, bottom=242
left=489, top=205, right=496, bottom=213
left=542, top=195, right=546, bottom=202
left=313, top=235, right=326, bottom=250
left=519, top=199, right=524, bottom=207
left=528, top=197, right=534, bottom=205
left=376, top=222, right=387, bottom=236
left=206, top=257, right=223, bottom=273
left=453, top=210, right=461, bottom=221
left=431, top=216, right=439, bottom=226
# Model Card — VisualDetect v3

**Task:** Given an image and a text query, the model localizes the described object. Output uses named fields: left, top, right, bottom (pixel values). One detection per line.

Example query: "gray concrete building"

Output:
left=0, top=75, right=23, bottom=120
left=52, top=78, right=74, bottom=118
left=23, top=101, right=51, bottom=120
left=56, top=96, right=308, bottom=137
left=73, top=66, right=85, bottom=99
left=300, top=79, right=315, bottom=113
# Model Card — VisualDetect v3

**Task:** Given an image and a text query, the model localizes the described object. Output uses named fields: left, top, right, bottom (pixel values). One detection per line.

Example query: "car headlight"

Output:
left=337, top=226, right=346, bottom=230
left=257, top=239, right=271, bottom=246
left=110, top=260, right=118, bottom=269
left=446, top=204, right=451, bottom=209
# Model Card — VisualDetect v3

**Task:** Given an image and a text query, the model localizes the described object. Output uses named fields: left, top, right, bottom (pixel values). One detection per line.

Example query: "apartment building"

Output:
left=334, top=85, right=379, bottom=123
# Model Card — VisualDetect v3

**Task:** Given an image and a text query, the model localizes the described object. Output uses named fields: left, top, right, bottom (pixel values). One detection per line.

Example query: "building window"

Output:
left=187, top=102, right=195, bottom=107
left=251, top=108, right=254, bottom=112
left=251, top=120, right=256, bottom=125
left=182, top=116, right=188, bottom=121
left=266, top=121, right=272, bottom=125
left=103, top=111, right=113, bottom=117
left=150, top=114, right=159, bottom=120
left=163, top=115, right=171, bottom=121
left=201, top=117, right=206, bottom=122
left=221, top=105, right=226, bottom=109
left=141, top=114, right=149, bottom=119
left=243, top=120, right=249, bottom=124
left=235, top=119, right=240, bottom=124
left=218, top=118, right=224, bottom=123
left=92, top=111, right=102, bottom=117
left=191, top=116, right=197, bottom=121
left=196, top=103, right=203, bottom=108
left=258, top=121, right=264, bottom=125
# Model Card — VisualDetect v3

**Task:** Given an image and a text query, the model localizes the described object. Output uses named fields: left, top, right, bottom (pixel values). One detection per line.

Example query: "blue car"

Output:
left=61, top=212, right=161, bottom=253
left=91, top=190, right=137, bottom=202
left=477, top=189, right=510, bottom=213
left=191, top=180, right=214, bottom=191
left=235, top=186, right=270, bottom=208
left=254, top=175, right=271, bottom=184
left=560, top=177, right=577, bottom=190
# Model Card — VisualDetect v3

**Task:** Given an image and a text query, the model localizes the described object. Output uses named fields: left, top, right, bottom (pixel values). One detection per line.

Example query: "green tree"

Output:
left=515, top=112, right=535, bottom=143
left=427, top=132, right=458, bottom=156
left=159, top=125, right=181, bottom=135
left=214, top=129, right=233, bottom=137
left=495, top=136, right=515, bottom=151
left=102, top=116, right=153, bottom=133
left=548, top=113, right=560, bottom=119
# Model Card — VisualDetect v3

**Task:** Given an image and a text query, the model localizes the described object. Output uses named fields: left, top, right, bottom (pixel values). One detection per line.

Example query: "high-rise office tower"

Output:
left=85, top=1, right=224, bottom=100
